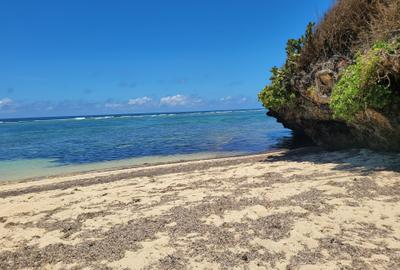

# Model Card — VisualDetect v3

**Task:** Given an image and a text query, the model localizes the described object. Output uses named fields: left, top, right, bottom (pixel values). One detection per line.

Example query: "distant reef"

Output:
left=259, top=0, right=400, bottom=150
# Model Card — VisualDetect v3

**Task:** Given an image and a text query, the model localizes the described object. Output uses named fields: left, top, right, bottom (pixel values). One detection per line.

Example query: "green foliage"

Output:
left=258, top=67, right=296, bottom=109
left=330, top=41, right=397, bottom=121
left=372, top=39, right=400, bottom=53
left=258, top=22, right=315, bottom=110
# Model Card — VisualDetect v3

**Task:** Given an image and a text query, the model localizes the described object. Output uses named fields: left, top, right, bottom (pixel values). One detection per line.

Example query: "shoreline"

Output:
left=0, top=148, right=297, bottom=194
left=0, top=148, right=296, bottom=185
left=1, top=147, right=400, bottom=269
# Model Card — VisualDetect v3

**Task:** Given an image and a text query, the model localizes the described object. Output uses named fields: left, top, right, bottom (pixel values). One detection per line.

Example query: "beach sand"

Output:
left=1, top=148, right=400, bottom=269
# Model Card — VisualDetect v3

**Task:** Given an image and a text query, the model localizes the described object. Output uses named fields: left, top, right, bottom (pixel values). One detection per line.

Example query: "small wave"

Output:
left=119, top=115, right=146, bottom=119
left=74, top=117, right=86, bottom=120
left=3, top=120, right=28, bottom=124
left=34, top=119, right=49, bottom=122
left=217, top=110, right=234, bottom=114
left=185, top=112, right=203, bottom=116
left=150, top=114, right=177, bottom=117
left=204, top=111, right=233, bottom=115
left=93, top=116, right=114, bottom=120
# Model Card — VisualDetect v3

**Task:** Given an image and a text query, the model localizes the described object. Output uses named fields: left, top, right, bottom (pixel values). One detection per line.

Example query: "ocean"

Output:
left=0, top=109, right=293, bottom=181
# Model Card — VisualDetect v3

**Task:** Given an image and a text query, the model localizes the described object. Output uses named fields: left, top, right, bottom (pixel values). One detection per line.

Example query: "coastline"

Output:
left=0, top=151, right=251, bottom=184
left=0, top=150, right=283, bottom=190
left=1, top=147, right=400, bottom=269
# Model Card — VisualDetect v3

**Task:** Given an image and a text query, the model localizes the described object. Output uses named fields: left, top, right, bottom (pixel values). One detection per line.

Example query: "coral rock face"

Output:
left=315, top=69, right=334, bottom=95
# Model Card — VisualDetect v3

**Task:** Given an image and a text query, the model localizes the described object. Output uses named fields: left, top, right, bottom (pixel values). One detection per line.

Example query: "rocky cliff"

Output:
left=259, top=0, right=400, bottom=150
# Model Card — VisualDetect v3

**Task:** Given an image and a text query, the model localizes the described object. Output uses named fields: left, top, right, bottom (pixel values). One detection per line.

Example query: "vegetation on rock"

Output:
left=258, top=23, right=314, bottom=110
left=258, top=0, right=400, bottom=150
left=330, top=40, right=400, bottom=121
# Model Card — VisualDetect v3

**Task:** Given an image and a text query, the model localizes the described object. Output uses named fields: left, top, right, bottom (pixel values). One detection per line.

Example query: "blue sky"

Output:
left=0, top=0, right=332, bottom=118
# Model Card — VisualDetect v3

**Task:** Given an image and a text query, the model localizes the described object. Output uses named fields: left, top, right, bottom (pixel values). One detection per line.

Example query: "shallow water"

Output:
left=0, top=109, right=292, bottom=181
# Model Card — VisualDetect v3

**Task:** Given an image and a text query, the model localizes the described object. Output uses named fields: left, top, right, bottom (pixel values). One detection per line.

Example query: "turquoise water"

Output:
left=0, top=109, right=292, bottom=181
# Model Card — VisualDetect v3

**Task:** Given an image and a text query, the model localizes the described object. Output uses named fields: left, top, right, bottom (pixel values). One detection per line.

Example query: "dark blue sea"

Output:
left=0, top=109, right=293, bottom=180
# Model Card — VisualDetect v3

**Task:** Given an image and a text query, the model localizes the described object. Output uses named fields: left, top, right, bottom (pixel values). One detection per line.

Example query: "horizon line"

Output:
left=0, top=108, right=265, bottom=121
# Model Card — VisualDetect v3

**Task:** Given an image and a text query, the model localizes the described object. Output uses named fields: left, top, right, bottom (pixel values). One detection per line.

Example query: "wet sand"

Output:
left=1, top=148, right=400, bottom=269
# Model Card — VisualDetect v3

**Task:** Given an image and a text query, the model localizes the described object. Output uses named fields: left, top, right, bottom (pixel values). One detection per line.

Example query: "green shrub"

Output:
left=258, top=67, right=296, bottom=110
left=258, top=23, right=314, bottom=110
left=330, top=41, right=397, bottom=121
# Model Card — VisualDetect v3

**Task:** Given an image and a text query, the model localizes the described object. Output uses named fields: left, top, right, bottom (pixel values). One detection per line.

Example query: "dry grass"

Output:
left=367, top=0, right=400, bottom=43
left=300, top=0, right=400, bottom=69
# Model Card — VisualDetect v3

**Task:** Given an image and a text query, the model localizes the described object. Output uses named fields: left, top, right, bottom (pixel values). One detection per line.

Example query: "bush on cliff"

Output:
left=330, top=40, right=400, bottom=121
left=259, top=0, right=400, bottom=114
left=258, top=23, right=314, bottom=110
left=258, top=67, right=295, bottom=110
left=300, top=0, right=400, bottom=69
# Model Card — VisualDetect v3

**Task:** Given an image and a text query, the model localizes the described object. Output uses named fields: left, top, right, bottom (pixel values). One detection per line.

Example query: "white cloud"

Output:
left=104, top=102, right=123, bottom=109
left=128, top=96, right=152, bottom=106
left=219, top=96, right=251, bottom=104
left=192, top=98, right=203, bottom=104
left=220, top=96, right=232, bottom=102
left=0, top=98, right=12, bottom=109
left=160, top=94, right=188, bottom=106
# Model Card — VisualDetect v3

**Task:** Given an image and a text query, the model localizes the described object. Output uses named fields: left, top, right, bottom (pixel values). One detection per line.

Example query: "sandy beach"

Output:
left=1, top=148, right=400, bottom=269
